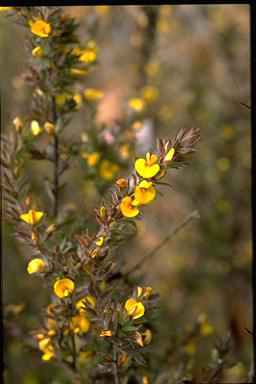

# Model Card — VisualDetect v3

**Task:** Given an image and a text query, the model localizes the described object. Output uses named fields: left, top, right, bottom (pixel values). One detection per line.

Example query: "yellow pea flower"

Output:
left=13, top=117, right=23, bottom=132
left=54, top=278, right=75, bottom=299
left=99, top=330, right=112, bottom=337
left=135, top=331, right=144, bottom=347
left=30, top=120, right=42, bottom=136
left=79, top=49, right=97, bottom=62
left=27, top=258, right=46, bottom=274
left=39, top=338, right=51, bottom=351
left=200, top=322, right=214, bottom=336
left=164, top=147, right=175, bottom=162
left=70, top=314, right=90, bottom=334
left=116, top=178, right=127, bottom=187
left=73, top=94, right=82, bottom=108
left=32, top=46, right=43, bottom=57
left=120, top=196, right=140, bottom=218
left=135, top=152, right=160, bottom=178
left=86, top=152, right=100, bottom=167
left=31, top=20, right=51, bottom=38
left=44, top=122, right=55, bottom=135
left=20, top=210, right=44, bottom=225
left=56, top=92, right=70, bottom=105
left=142, top=329, right=152, bottom=344
left=125, top=298, right=145, bottom=319
left=84, top=88, right=104, bottom=101
left=137, top=286, right=143, bottom=297
left=99, top=160, right=119, bottom=180
left=128, top=98, right=145, bottom=112
left=0, top=7, right=13, bottom=11
left=41, top=345, right=55, bottom=361
left=76, top=295, right=96, bottom=312
left=95, top=236, right=104, bottom=246
left=142, top=377, right=150, bottom=384
left=143, top=287, right=153, bottom=300
left=134, top=180, right=156, bottom=205
left=141, top=86, right=159, bottom=102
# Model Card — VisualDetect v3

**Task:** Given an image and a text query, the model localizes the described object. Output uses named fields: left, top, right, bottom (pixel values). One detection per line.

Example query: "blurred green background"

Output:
left=1, top=5, right=251, bottom=383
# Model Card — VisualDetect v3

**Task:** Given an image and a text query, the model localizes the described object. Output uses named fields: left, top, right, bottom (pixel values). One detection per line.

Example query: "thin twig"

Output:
left=125, top=209, right=200, bottom=278
left=113, top=343, right=121, bottom=384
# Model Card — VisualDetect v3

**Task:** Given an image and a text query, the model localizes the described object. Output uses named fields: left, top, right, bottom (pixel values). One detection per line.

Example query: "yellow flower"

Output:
left=27, top=258, right=46, bottom=274
left=87, top=152, right=100, bottom=167
left=13, top=117, right=23, bottom=132
left=76, top=295, right=96, bottom=312
left=0, top=7, right=13, bottom=11
left=141, top=86, right=159, bottom=102
left=142, top=377, right=150, bottom=384
left=143, top=287, right=153, bottom=300
left=116, top=178, right=127, bottom=187
left=41, top=344, right=55, bottom=361
left=99, top=160, right=119, bottom=180
left=56, top=92, right=70, bottom=105
left=132, top=120, right=143, bottom=131
left=125, top=298, right=145, bottom=319
left=73, top=94, right=82, bottom=108
left=44, top=122, right=54, bottom=135
left=70, top=68, right=89, bottom=75
left=70, top=314, right=90, bottom=334
left=142, top=329, right=152, bottom=344
left=164, top=147, right=175, bottom=162
left=32, top=46, right=43, bottom=57
left=20, top=210, right=44, bottom=225
left=200, top=322, right=214, bottom=336
left=137, top=286, right=143, bottom=298
left=120, top=196, right=140, bottom=218
left=84, top=88, right=104, bottom=101
left=135, top=331, right=144, bottom=347
left=134, top=180, right=156, bottom=205
left=30, top=120, right=42, bottom=136
left=128, top=98, right=145, bottom=112
left=31, top=20, right=51, bottom=38
left=99, top=330, right=112, bottom=337
left=39, top=338, right=51, bottom=351
left=135, top=152, right=160, bottom=178
left=95, top=236, right=104, bottom=246
left=79, top=50, right=97, bottom=63
left=54, top=278, right=75, bottom=299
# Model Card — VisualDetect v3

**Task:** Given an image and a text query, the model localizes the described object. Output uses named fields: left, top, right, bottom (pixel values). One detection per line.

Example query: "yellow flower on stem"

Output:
left=20, top=210, right=44, bottom=225
left=30, top=120, right=42, bottom=136
left=99, top=160, right=119, bottom=180
left=135, top=153, right=160, bottom=178
left=86, top=152, right=100, bottom=167
left=134, top=180, right=156, bottom=205
left=70, top=314, right=90, bottom=334
left=39, top=338, right=51, bottom=351
left=120, top=196, right=140, bottom=218
left=128, top=98, right=145, bottom=112
left=99, top=330, right=112, bottom=337
left=32, top=46, right=43, bottom=57
left=95, top=236, right=104, bottom=246
left=27, top=258, right=46, bottom=274
left=200, top=322, right=214, bottom=336
left=137, top=286, right=143, bottom=297
left=76, top=295, right=96, bottom=312
left=79, top=49, right=97, bottom=62
left=84, top=88, right=104, bottom=101
left=125, top=298, right=145, bottom=319
left=164, top=147, right=175, bottom=162
left=141, top=86, right=159, bottom=102
left=31, top=20, right=51, bottom=38
left=142, top=329, right=152, bottom=344
left=143, top=287, right=153, bottom=300
left=0, top=7, right=13, bottom=11
left=116, top=178, right=127, bottom=187
left=134, top=331, right=144, bottom=347
left=54, top=278, right=75, bottom=299
left=13, top=117, right=23, bottom=132
left=56, top=92, right=70, bottom=105
left=44, top=122, right=55, bottom=135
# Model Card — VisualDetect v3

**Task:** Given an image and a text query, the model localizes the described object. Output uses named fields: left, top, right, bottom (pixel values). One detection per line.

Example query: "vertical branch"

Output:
left=113, top=343, right=121, bottom=384
left=52, top=96, right=59, bottom=218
